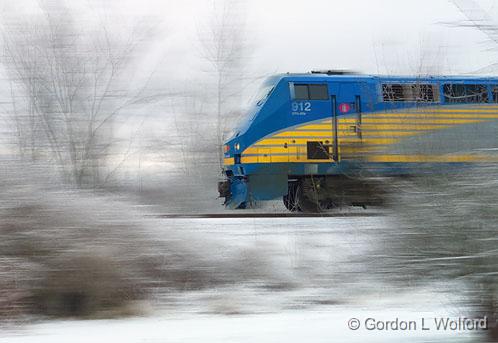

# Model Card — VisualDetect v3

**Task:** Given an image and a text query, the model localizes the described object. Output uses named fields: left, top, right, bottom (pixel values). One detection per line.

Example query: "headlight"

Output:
left=235, top=143, right=240, bottom=151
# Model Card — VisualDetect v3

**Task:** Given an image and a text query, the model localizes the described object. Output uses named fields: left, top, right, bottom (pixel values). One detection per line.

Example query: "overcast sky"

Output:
left=4, top=0, right=498, bottom=81
left=119, top=0, right=498, bottom=80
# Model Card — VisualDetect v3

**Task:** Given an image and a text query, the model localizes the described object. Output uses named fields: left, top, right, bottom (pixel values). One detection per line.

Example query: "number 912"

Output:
left=292, top=102, right=311, bottom=112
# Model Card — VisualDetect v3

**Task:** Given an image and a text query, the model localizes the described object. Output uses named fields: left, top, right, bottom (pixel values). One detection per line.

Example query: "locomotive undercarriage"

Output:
left=283, top=175, right=387, bottom=212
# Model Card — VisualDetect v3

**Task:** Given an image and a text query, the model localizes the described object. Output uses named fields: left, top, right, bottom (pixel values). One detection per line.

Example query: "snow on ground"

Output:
left=0, top=296, right=477, bottom=343
left=145, top=215, right=394, bottom=297
left=0, top=216, right=482, bottom=342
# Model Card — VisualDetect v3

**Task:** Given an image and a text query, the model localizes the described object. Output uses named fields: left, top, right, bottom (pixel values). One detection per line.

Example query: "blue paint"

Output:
left=221, top=72, right=498, bottom=207
left=226, top=177, right=248, bottom=209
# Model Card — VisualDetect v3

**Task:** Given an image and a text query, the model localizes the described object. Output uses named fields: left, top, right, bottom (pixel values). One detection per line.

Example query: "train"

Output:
left=218, top=71, right=498, bottom=212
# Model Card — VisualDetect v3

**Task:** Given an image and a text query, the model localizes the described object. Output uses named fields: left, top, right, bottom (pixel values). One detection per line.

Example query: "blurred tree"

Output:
left=198, top=0, right=249, bottom=168
left=0, top=0, right=161, bottom=187
left=377, top=4, right=498, bottom=340
left=383, top=166, right=498, bottom=341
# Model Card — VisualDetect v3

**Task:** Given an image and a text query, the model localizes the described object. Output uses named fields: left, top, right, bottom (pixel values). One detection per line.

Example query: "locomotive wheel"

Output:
left=283, top=181, right=324, bottom=212
left=297, top=191, right=325, bottom=212
left=283, top=182, right=300, bottom=212
left=294, top=181, right=327, bottom=213
left=297, top=179, right=325, bottom=213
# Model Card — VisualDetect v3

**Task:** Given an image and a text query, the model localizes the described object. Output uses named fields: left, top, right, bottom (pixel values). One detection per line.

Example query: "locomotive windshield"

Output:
left=254, top=84, right=274, bottom=106
left=228, top=76, right=282, bottom=139
left=250, top=76, right=281, bottom=106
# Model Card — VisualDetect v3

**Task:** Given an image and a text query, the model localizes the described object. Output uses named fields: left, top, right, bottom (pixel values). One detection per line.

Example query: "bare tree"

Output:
left=447, top=0, right=498, bottom=75
left=374, top=4, right=498, bottom=340
left=198, top=0, right=249, bottom=168
left=0, top=0, right=161, bottom=187
left=381, top=167, right=498, bottom=341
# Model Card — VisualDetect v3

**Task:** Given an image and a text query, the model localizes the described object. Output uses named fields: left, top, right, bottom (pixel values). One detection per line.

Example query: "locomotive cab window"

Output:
left=309, top=85, right=329, bottom=100
left=443, top=84, right=488, bottom=103
left=294, top=84, right=309, bottom=100
left=293, top=84, right=329, bottom=100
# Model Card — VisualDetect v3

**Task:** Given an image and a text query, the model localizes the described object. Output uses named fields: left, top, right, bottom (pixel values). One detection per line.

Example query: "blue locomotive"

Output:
left=218, top=71, right=498, bottom=211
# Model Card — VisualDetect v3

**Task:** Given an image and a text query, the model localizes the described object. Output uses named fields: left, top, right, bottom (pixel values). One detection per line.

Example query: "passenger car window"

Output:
left=493, top=87, right=498, bottom=103
left=382, top=83, right=438, bottom=102
left=443, top=84, right=488, bottom=103
left=382, top=84, right=405, bottom=101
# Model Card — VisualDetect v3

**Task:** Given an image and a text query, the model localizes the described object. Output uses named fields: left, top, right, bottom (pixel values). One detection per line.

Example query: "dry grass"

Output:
left=0, top=162, right=288, bottom=319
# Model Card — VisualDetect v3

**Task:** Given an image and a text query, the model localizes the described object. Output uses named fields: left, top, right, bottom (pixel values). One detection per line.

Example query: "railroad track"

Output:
left=152, top=212, right=384, bottom=219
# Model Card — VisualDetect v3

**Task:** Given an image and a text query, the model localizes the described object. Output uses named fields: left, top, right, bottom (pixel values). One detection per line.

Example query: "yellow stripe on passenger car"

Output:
left=360, top=124, right=449, bottom=130
left=418, top=108, right=498, bottom=113
left=361, top=131, right=422, bottom=137
left=343, top=138, right=399, bottom=145
left=368, top=113, right=498, bottom=119
left=340, top=118, right=483, bottom=124
left=366, top=154, right=487, bottom=163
